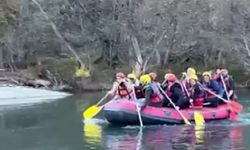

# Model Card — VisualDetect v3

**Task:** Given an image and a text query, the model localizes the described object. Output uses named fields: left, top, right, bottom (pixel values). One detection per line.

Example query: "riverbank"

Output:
left=0, top=60, right=250, bottom=93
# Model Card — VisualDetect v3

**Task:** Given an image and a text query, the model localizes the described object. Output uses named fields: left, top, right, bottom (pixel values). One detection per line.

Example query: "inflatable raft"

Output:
left=103, top=100, right=230, bottom=125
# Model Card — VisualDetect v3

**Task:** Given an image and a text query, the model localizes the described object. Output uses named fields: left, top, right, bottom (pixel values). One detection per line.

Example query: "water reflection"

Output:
left=83, top=122, right=102, bottom=147
left=83, top=122, right=245, bottom=150
left=194, top=125, right=205, bottom=144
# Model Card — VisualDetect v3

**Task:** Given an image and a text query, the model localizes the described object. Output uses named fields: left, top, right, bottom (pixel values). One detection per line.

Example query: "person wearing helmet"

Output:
left=162, top=73, right=189, bottom=109
left=139, top=74, right=163, bottom=108
left=180, top=67, right=197, bottom=97
left=108, top=72, right=133, bottom=100
left=149, top=72, right=158, bottom=82
left=187, top=67, right=196, bottom=77
left=127, top=73, right=140, bottom=86
left=213, top=69, right=235, bottom=100
left=187, top=74, right=203, bottom=108
left=201, top=71, right=224, bottom=107
left=148, top=72, right=164, bottom=103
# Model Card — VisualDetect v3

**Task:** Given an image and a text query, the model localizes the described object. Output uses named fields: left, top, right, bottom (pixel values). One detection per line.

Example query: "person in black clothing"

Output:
left=162, top=73, right=189, bottom=109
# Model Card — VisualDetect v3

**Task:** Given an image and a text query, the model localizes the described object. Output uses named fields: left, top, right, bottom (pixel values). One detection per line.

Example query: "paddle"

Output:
left=181, top=80, right=205, bottom=125
left=194, top=111, right=205, bottom=126
left=136, top=103, right=144, bottom=127
left=220, top=75, right=230, bottom=100
left=83, top=93, right=109, bottom=120
left=199, top=84, right=243, bottom=114
left=158, top=86, right=191, bottom=125
left=220, top=75, right=240, bottom=120
left=132, top=88, right=143, bottom=127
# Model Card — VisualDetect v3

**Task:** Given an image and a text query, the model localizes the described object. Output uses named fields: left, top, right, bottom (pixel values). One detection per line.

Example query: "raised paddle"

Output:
left=158, top=86, right=191, bottom=125
left=83, top=93, right=109, bottom=120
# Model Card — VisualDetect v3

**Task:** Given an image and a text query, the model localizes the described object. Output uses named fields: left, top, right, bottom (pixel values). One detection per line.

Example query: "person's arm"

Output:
left=108, top=82, right=119, bottom=96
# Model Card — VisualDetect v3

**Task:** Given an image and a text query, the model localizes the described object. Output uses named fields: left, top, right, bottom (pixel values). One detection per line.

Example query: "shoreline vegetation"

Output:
left=0, top=58, right=249, bottom=93
left=1, top=0, right=250, bottom=93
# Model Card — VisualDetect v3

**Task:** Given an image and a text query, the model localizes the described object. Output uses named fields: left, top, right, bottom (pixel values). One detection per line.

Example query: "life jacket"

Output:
left=165, top=81, right=184, bottom=97
left=116, top=81, right=133, bottom=99
left=149, top=82, right=164, bottom=103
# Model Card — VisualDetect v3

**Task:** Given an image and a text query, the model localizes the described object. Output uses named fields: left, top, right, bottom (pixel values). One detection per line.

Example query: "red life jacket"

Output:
left=116, top=81, right=132, bottom=99
left=149, top=82, right=163, bottom=103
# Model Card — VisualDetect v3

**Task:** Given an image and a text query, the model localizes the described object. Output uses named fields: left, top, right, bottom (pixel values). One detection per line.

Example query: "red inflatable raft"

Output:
left=103, top=100, right=230, bottom=125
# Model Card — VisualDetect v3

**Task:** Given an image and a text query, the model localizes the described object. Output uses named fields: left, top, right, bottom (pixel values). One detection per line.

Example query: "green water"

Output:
left=0, top=90, right=250, bottom=150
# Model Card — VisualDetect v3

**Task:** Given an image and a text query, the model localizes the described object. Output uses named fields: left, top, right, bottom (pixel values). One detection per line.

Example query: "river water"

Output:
left=0, top=89, right=250, bottom=150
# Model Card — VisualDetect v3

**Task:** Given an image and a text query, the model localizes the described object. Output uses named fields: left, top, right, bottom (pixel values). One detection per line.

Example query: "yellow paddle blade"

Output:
left=83, top=105, right=103, bottom=120
left=194, top=111, right=205, bottom=126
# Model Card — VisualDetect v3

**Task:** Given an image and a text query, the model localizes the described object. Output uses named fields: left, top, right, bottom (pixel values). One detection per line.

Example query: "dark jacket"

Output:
left=167, top=83, right=188, bottom=107
left=202, top=80, right=224, bottom=97
left=189, top=84, right=203, bottom=101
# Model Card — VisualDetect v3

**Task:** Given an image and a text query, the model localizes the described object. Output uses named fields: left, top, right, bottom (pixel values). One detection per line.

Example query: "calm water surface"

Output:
left=0, top=89, right=250, bottom=150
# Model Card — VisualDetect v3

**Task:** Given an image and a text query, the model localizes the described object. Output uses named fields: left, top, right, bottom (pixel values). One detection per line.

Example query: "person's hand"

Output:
left=176, top=106, right=180, bottom=110
left=189, top=99, right=194, bottom=103
left=108, top=90, right=113, bottom=95
left=182, top=72, right=187, bottom=78
left=216, top=69, right=221, bottom=74
left=228, top=90, right=233, bottom=98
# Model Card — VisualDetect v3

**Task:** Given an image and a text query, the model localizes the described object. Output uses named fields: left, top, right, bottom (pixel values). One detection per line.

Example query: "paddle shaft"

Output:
left=136, top=103, right=144, bottom=127
left=132, top=87, right=143, bottom=127
left=158, top=86, right=191, bottom=125
left=96, top=93, right=110, bottom=106
left=220, top=75, right=230, bottom=100
left=199, top=84, right=228, bottom=103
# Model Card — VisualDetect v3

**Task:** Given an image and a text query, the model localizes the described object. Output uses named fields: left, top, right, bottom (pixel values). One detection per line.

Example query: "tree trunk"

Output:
left=31, top=0, right=85, bottom=68
left=131, top=35, right=143, bottom=77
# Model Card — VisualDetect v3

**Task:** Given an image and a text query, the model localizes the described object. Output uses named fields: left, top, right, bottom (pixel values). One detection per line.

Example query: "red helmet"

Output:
left=149, top=72, right=157, bottom=81
left=116, top=72, right=125, bottom=78
left=164, top=73, right=177, bottom=82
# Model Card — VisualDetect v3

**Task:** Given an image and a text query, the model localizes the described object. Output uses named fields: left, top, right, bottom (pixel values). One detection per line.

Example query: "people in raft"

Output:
left=109, top=67, right=235, bottom=109
left=108, top=72, right=134, bottom=100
